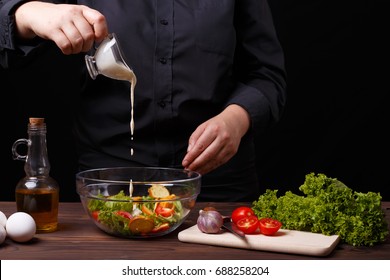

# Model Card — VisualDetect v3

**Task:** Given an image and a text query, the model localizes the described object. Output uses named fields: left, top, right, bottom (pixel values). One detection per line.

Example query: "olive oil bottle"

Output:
left=12, top=118, right=59, bottom=233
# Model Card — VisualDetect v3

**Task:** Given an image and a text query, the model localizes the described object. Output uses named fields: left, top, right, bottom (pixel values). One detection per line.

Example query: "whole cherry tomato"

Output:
left=258, top=218, right=282, bottom=236
left=231, top=206, right=256, bottom=224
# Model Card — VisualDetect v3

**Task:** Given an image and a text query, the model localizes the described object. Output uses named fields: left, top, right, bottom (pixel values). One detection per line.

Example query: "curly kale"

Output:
left=252, top=173, right=389, bottom=246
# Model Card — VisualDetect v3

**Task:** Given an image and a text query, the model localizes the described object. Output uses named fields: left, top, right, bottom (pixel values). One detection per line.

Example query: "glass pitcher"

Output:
left=85, top=33, right=134, bottom=81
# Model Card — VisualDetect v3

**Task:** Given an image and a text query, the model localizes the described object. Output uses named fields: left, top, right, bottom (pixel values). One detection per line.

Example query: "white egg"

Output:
left=6, top=212, right=36, bottom=243
left=0, top=211, right=7, bottom=227
left=0, top=225, right=6, bottom=244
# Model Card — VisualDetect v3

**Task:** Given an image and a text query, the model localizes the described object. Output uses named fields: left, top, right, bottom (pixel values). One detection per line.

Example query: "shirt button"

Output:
left=160, top=19, right=168, bottom=25
left=159, top=57, right=167, bottom=64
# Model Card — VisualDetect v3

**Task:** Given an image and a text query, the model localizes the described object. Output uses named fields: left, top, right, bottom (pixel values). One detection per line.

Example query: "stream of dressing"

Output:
left=98, top=54, right=137, bottom=197
left=123, top=71, right=136, bottom=197
left=126, top=74, right=136, bottom=197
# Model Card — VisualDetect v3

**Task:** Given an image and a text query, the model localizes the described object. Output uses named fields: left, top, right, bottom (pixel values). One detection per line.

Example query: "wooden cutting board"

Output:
left=178, top=225, right=340, bottom=257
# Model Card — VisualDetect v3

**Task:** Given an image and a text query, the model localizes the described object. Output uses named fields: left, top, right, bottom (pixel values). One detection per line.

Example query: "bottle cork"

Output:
left=29, top=118, right=45, bottom=126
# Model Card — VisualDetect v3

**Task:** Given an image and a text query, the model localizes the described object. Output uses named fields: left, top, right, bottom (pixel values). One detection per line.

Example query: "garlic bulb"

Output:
left=197, top=209, right=223, bottom=234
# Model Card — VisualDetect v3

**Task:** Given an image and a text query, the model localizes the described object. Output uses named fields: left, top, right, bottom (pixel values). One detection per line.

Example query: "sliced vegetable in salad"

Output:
left=87, top=185, right=183, bottom=236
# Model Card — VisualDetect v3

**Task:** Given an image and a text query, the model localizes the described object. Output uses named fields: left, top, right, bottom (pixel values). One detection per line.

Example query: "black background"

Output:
left=1, top=0, right=389, bottom=202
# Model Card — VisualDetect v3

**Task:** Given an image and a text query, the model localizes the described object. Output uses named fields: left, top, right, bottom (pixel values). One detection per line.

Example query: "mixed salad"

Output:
left=87, top=186, right=184, bottom=236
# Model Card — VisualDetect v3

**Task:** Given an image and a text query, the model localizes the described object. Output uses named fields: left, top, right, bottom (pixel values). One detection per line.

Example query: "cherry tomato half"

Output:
left=91, top=210, right=100, bottom=221
left=235, top=216, right=259, bottom=234
left=114, top=210, right=133, bottom=220
left=155, top=203, right=175, bottom=217
left=151, top=222, right=170, bottom=233
left=258, top=218, right=282, bottom=236
left=231, top=206, right=256, bottom=224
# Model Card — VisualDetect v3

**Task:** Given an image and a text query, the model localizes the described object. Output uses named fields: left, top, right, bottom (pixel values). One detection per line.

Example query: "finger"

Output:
left=67, top=6, right=107, bottom=53
left=71, top=18, right=96, bottom=52
left=186, top=124, right=205, bottom=153
left=58, top=9, right=106, bottom=54
left=182, top=124, right=207, bottom=167
left=185, top=138, right=226, bottom=173
left=58, top=22, right=86, bottom=54
left=183, top=131, right=214, bottom=168
left=81, top=6, right=108, bottom=42
left=49, top=29, right=76, bottom=55
left=187, top=130, right=239, bottom=174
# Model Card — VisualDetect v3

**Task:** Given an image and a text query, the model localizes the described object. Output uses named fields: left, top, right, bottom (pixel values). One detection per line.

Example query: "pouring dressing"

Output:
left=85, top=33, right=137, bottom=157
left=85, top=33, right=137, bottom=197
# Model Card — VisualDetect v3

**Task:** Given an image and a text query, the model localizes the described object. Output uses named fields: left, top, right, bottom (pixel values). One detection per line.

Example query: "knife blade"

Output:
left=222, top=217, right=245, bottom=238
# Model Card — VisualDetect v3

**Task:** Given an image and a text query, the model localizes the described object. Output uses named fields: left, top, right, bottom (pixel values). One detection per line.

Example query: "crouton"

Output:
left=148, top=184, right=170, bottom=198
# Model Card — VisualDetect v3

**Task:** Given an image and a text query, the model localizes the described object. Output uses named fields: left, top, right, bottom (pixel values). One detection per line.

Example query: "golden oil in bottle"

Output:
left=12, top=118, right=60, bottom=233
left=15, top=186, right=59, bottom=233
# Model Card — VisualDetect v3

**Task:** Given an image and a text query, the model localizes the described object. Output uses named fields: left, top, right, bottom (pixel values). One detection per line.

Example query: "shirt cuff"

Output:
left=0, top=0, right=33, bottom=50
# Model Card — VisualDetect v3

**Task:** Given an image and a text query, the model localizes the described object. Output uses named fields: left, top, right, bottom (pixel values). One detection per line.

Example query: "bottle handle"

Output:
left=12, top=138, right=30, bottom=161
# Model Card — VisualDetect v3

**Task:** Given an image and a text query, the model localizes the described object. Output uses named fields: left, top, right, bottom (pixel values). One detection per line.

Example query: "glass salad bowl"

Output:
left=76, top=167, right=201, bottom=238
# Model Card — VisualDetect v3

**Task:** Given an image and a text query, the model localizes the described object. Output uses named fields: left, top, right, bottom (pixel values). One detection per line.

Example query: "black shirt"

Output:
left=0, top=0, right=287, bottom=201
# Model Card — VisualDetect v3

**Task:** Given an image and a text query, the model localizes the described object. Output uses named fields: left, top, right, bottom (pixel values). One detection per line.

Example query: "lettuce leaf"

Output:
left=252, top=173, right=389, bottom=246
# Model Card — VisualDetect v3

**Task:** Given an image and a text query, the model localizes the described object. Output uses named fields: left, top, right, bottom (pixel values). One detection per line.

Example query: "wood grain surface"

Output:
left=1, top=201, right=389, bottom=260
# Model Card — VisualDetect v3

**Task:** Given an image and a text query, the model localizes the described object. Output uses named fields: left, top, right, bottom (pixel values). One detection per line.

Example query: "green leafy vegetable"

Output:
left=252, top=173, right=388, bottom=246
left=88, top=190, right=134, bottom=213
left=87, top=190, right=183, bottom=236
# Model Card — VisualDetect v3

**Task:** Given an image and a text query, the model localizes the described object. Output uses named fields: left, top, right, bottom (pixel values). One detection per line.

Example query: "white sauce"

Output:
left=95, top=42, right=137, bottom=156
left=129, top=179, right=133, bottom=197
left=94, top=37, right=137, bottom=196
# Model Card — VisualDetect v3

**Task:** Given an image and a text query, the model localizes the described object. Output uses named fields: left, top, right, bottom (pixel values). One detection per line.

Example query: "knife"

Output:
left=222, top=216, right=245, bottom=238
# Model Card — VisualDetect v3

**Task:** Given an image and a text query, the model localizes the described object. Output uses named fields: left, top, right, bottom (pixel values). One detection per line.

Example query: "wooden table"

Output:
left=1, top=201, right=389, bottom=260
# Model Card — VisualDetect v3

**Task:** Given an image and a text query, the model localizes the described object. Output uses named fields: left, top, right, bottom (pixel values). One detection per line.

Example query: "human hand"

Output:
left=15, top=2, right=108, bottom=55
left=182, top=104, right=250, bottom=175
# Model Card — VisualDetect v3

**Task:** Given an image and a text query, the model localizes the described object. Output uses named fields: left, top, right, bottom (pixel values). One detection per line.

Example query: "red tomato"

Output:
left=151, top=223, right=170, bottom=233
left=91, top=210, right=100, bottom=221
left=155, top=204, right=175, bottom=217
left=235, top=216, right=259, bottom=234
left=258, top=218, right=282, bottom=236
left=231, top=206, right=256, bottom=224
left=114, top=210, right=133, bottom=219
